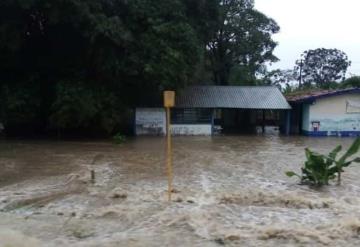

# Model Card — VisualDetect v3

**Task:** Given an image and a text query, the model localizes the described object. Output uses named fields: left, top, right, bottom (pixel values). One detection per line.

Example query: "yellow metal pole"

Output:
left=163, top=90, right=175, bottom=202
left=166, top=107, right=173, bottom=201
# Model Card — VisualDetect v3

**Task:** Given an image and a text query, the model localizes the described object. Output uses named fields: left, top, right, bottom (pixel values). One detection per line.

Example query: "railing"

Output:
left=171, top=108, right=212, bottom=124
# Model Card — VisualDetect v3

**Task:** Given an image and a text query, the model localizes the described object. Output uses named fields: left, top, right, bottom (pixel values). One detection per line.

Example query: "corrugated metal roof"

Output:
left=175, top=86, right=291, bottom=109
left=286, top=88, right=360, bottom=103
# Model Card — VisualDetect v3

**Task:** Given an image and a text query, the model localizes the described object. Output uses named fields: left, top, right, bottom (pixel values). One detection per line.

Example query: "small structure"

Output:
left=135, top=86, right=291, bottom=136
left=287, top=88, right=360, bottom=136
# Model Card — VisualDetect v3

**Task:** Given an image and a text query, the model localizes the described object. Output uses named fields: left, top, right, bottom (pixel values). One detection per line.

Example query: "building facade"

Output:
left=135, top=108, right=213, bottom=135
left=288, top=88, right=360, bottom=137
left=135, top=86, right=291, bottom=136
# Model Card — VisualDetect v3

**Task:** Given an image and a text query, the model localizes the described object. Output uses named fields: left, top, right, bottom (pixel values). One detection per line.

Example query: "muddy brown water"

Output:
left=1, top=136, right=360, bottom=246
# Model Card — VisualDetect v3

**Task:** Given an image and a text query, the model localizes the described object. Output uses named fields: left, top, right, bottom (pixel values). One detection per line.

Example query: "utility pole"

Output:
left=299, top=59, right=304, bottom=88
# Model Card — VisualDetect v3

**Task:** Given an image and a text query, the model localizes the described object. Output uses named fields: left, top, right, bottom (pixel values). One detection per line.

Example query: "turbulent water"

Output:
left=1, top=136, right=360, bottom=246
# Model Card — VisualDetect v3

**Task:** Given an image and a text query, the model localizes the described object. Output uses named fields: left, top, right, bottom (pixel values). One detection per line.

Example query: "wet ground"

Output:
left=1, top=136, right=360, bottom=246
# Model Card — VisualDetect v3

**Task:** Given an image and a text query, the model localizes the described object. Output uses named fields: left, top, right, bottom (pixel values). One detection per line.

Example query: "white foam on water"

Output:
left=1, top=137, right=360, bottom=246
left=0, top=229, right=42, bottom=247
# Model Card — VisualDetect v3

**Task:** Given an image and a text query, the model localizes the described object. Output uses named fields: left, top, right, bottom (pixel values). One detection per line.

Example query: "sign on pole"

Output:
left=164, top=91, right=175, bottom=201
left=164, top=91, right=175, bottom=108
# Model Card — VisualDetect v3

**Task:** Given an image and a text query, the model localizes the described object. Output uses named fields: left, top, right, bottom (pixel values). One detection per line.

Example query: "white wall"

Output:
left=306, top=94, right=360, bottom=133
left=311, top=94, right=360, bottom=115
left=171, top=124, right=212, bottom=136
left=135, top=108, right=166, bottom=135
left=135, top=108, right=212, bottom=136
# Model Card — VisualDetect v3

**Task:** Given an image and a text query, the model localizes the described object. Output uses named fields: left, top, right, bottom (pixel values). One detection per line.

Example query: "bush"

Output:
left=286, top=138, right=360, bottom=186
left=0, top=83, right=41, bottom=126
left=49, top=80, right=122, bottom=134
left=341, top=76, right=360, bottom=88
left=113, top=133, right=126, bottom=144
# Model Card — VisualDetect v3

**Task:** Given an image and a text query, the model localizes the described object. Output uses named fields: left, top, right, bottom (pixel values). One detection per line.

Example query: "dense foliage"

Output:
left=282, top=74, right=360, bottom=96
left=286, top=138, right=360, bottom=187
left=208, top=0, right=279, bottom=85
left=264, top=48, right=357, bottom=94
left=341, top=76, right=360, bottom=88
left=0, top=0, right=281, bottom=136
left=295, top=48, right=351, bottom=88
left=261, top=69, right=296, bottom=88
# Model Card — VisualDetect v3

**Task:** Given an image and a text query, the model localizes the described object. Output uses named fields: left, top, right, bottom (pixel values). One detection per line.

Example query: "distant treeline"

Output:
left=0, top=0, right=287, bottom=136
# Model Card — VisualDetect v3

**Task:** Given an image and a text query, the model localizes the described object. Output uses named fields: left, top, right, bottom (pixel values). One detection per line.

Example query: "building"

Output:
left=287, top=88, right=360, bottom=136
left=135, top=86, right=291, bottom=136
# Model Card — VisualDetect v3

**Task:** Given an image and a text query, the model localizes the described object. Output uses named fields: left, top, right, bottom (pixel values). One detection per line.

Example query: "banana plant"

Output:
left=332, top=138, right=360, bottom=184
left=286, top=138, right=360, bottom=186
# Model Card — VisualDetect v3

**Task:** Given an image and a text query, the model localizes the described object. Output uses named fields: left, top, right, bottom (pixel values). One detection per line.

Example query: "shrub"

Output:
left=49, top=80, right=122, bottom=134
left=113, top=132, right=126, bottom=144
left=286, top=138, right=360, bottom=186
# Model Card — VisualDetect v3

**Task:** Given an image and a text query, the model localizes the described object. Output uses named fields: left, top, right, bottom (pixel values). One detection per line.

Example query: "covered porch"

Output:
left=174, top=86, right=292, bottom=135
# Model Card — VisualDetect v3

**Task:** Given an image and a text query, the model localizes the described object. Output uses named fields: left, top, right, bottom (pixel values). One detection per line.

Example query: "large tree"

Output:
left=0, top=0, right=218, bottom=135
left=207, top=0, right=279, bottom=85
left=295, top=48, right=351, bottom=88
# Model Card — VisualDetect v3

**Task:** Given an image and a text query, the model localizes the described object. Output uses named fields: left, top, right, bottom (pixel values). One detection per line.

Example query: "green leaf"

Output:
left=329, top=145, right=342, bottom=158
left=305, top=148, right=312, bottom=160
left=286, top=171, right=300, bottom=178
left=340, top=138, right=360, bottom=162
left=328, top=166, right=339, bottom=175
left=342, top=161, right=352, bottom=167
left=351, top=157, right=360, bottom=163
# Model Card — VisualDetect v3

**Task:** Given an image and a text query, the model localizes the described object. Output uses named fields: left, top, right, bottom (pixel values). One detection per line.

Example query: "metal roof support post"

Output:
left=285, top=110, right=291, bottom=135
left=211, top=108, right=215, bottom=136
left=262, top=110, right=265, bottom=134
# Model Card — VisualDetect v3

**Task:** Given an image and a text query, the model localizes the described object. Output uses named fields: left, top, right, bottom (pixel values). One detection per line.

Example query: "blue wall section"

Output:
left=300, top=93, right=360, bottom=137
left=303, top=130, right=360, bottom=137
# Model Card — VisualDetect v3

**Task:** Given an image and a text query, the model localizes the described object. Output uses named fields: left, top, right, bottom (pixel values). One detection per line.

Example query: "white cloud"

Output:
left=255, top=0, right=360, bottom=75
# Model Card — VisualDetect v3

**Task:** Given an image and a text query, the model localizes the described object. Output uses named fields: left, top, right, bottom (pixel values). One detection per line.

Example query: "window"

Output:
left=346, top=100, right=360, bottom=114
left=171, top=108, right=212, bottom=124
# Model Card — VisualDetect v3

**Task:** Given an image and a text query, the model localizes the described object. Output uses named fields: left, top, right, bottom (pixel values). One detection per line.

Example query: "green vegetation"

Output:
left=0, top=1, right=355, bottom=137
left=0, top=0, right=280, bottom=136
left=295, top=48, right=351, bottom=88
left=207, top=0, right=279, bottom=85
left=281, top=74, right=360, bottom=95
left=341, top=76, right=360, bottom=89
left=113, top=132, right=126, bottom=144
left=264, top=48, right=357, bottom=93
left=286, top=138, right=360, bottom=186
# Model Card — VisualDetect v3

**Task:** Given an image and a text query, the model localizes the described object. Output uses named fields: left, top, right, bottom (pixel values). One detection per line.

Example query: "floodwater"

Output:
left=1, top=136, right=360, bottom=246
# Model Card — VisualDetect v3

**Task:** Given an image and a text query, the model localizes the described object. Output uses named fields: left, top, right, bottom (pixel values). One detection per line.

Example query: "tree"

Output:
left=295, top=48, right=351, bottom=88
left=207, top=0, right=279, bottom=85
left=0, top=0, right=218, bottom=135
left=261, top=69, right=296, bottom=88
left=341, top=76, right=360, bottom=88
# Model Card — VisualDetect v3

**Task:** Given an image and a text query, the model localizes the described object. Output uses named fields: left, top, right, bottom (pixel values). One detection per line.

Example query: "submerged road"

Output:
left=0, top=136, right=360, bottom=246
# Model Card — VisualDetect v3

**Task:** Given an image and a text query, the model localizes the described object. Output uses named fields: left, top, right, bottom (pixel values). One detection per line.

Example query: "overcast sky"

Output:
left=255, top=0, right=360, bottom=76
